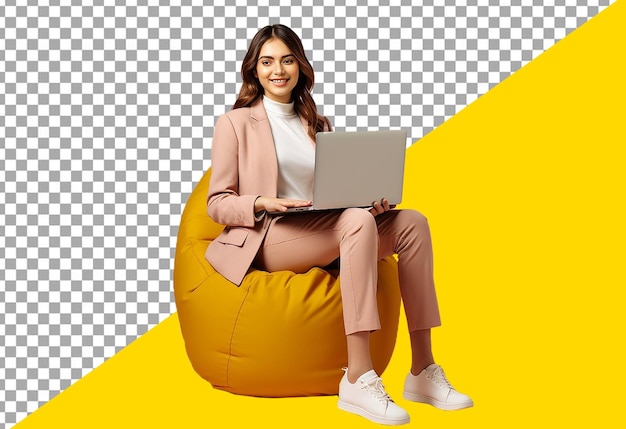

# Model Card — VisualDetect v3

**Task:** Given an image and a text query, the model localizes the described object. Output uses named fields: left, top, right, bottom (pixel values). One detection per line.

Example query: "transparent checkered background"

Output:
left=0, top=0, right=614, bottom=427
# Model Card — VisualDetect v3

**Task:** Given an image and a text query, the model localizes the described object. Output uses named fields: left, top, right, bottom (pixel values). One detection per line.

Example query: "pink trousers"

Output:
left=253, top=208, right=442, bottom=335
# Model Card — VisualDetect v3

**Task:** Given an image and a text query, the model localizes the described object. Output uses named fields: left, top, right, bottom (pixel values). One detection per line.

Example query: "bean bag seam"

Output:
left=173, top=239, right=213, bottom=302
left=188, top=238, right=210, bottom=282
left=225, top=271, right=278, bottom=387
left=225, top=280, right=252, bottom=388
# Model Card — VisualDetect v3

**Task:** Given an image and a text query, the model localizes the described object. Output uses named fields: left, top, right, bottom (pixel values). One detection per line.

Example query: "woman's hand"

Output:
left=255, top=196, right=313, bottom=213
left=368, top=198, right=395, bottom=217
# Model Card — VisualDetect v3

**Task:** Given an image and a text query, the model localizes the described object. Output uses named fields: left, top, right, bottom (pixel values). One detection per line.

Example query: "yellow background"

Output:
left=15, top=1, right=625, bottom=428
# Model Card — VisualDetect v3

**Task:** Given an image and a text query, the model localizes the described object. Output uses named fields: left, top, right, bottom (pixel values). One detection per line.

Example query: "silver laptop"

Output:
left=276, top=129, right=407, bottom=213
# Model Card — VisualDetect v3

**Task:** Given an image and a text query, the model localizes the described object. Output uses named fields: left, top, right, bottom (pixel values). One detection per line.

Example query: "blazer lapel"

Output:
left=250, top=99, right=279, bottom=194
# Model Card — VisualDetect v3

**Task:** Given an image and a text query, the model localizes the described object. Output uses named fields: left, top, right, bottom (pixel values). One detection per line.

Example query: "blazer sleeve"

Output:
left=207, top=113, right=258, bottom=227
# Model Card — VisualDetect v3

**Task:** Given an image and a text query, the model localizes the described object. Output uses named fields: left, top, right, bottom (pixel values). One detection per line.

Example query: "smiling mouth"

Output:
left=270, top=79, right=289, bottom=83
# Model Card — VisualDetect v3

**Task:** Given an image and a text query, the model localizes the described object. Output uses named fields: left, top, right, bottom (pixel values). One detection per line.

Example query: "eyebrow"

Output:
left=258, top=54, right=295, bottom=61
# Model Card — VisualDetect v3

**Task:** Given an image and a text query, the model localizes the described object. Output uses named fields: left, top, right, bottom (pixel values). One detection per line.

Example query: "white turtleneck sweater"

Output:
left=263, top=96, right=315, bottom=201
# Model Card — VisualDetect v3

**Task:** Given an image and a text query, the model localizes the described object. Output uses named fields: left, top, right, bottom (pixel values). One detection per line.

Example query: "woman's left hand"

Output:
left=369, top=198, right=395, bottom=217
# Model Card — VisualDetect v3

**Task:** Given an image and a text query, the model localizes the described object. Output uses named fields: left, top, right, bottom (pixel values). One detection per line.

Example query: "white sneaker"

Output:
left=403, top=364, right=473, bottom=410
left=338, top=368, right=410, bottom=426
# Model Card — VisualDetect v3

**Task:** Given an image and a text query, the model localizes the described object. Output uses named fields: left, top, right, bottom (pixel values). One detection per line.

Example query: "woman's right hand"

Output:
left=254, top=196, right=313, bottom=213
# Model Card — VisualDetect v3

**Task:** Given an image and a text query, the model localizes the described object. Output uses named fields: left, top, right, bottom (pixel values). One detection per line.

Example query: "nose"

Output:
left=272, top=62, right=285, bottom=75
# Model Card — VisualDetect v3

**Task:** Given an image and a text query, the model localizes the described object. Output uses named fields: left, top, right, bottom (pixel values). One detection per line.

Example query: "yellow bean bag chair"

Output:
left=173, top=168, right=401, bottom=397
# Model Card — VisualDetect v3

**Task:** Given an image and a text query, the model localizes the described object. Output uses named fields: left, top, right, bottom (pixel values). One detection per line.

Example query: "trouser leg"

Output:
left=376, top=209, right=442, bottom=331
left=254, top=208, right=381, bottom=334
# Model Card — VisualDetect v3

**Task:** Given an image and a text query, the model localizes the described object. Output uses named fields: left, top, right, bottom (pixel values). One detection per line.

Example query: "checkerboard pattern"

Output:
left=0, top=0, right=613, bottom=427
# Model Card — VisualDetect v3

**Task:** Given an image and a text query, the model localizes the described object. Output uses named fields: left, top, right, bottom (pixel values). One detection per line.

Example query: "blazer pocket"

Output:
left=216, top=227, right=249, bottom=247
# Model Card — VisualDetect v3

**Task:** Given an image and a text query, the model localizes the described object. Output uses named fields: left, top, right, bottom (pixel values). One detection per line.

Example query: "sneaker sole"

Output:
left=338, top=400, right=410, bottom=426
left=402, top=392, right=474, bottom=411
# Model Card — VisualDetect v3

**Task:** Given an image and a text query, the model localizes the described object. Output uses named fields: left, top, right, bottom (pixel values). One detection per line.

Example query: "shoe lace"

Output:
left=361, top=376, right=394, bottom=403
left=428, top=365, right=454, bottom=390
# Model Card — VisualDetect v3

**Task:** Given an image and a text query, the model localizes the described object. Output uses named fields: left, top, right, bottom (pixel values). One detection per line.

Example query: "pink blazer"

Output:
left=205, top=98, right=328, bottom=285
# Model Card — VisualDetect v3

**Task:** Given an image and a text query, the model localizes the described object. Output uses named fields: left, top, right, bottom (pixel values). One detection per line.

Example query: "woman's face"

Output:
left=254, top=38, right=299, bottom=104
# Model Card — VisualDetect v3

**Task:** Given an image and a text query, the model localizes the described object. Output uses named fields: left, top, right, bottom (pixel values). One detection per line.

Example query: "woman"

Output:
left=205, top=24, right=473, bottom=426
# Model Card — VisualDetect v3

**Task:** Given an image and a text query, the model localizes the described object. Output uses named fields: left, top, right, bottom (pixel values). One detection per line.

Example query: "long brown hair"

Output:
left=233, top=24, right=332, bottom=140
